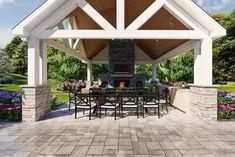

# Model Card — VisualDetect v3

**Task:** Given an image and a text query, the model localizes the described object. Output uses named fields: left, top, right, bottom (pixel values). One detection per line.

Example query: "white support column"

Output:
left=194, top=38, right=213, bottom=85
left=117, top=0, right=125, bottom=30
left=28, top=38, right=40, bottom=85
left=87, top=63, right=92, bottom=82
left=152, top=63, right=157, bottom=81
left=39, top=41, right=48, bottom=85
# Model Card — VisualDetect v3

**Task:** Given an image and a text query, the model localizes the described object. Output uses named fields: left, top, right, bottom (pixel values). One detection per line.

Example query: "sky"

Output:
left=0, top=0, right=235, bottom=47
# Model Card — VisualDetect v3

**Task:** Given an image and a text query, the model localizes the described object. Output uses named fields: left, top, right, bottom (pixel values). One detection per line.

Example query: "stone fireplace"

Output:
left=99, top=40, right=145, bottom=88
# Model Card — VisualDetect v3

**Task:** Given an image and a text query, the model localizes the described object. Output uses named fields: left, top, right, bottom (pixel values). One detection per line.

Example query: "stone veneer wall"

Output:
left=109, top=39, right=135, bottom=75
left=21, top=85, right=51, bottom=122
left=190, top=85, right=218, bottom=121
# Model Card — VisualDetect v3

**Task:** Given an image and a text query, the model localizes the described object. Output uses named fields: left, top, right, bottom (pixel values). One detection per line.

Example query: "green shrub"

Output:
left=218, top=110, right=235, bottom=120
left=0, top=74, right=14, bottom=84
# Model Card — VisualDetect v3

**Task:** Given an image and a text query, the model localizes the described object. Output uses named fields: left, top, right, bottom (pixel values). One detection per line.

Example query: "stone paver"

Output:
left=0, top=107, right=235, bottom=156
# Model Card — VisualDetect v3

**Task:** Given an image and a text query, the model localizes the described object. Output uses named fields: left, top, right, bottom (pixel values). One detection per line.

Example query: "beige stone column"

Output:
left=21, top=39, right=51, bottom=122
left=189, top=85, right=218, bottom=121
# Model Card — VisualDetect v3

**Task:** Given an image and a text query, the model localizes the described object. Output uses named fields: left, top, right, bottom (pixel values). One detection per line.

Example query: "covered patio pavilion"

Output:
left=13, top=0, right=226, bottom=122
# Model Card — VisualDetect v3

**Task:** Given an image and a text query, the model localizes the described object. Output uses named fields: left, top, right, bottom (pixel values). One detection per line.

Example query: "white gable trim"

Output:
left=173, top=0, right=226, bottom=38
left=13, top=0, right=226, bottom=39
left=13, top=0, right=67, bottom=36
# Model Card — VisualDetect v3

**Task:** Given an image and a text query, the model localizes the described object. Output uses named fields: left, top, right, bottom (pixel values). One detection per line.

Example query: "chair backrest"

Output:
left=75, top=94, right=91, bottom=107
left=144, top=93, right=158, bottom=104
left=102, top=94, right=118, bottom=106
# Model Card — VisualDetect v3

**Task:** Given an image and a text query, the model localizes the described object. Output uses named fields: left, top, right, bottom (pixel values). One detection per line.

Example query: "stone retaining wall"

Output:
left=21, top=85, right=51, bottom=122
left=190, top=85, right=218, bottom=121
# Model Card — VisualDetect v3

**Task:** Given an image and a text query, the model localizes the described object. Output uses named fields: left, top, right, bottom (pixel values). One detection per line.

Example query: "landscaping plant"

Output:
left=218, top=91, right=235, bottom=120
left=0, top=91, right=22, bottom=121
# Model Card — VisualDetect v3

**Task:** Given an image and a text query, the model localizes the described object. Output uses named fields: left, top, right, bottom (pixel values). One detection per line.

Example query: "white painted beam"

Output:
left=28, top=38, right=40, bottom=85
left=68, top=16, right=79, bottom=49
left=57, top=22, right=71, bottom=48
left=68, top=16, right=78, bottom=30
left=79, top=40, right=88, bottom=58
left=116, top=0, right=125, bottom=30
left=154, top=40, right=198, bottom=64
left=76, top=0, right=115, bottom=30
left=39, top=30, right=206, bottom=39
left=66, top=18, right=73, bottom=48
left=73, top=39, right=80, bottom=50
left=126, top=0, right=164, bottom=30
left=45, top=40, right=90, bottom=63
left=31, top=0, right=77, bottom=37
left=194, top=38, right=213, bottom=85
left=39, top=41, right=48, bottom=84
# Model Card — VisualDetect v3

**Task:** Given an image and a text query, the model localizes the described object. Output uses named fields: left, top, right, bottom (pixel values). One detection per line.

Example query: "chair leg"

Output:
left=69, top=102, right=71, bottom=111
left=89, top=108, right=91, bottom=120
left=158, top=106, right=160, bottom=118
left=115, top=107, right=117, bottom=120
left=75, top=106, right=77, bottom=119
left=122, top=106, right=124, bottom=118
left=143, top=106, right=145, bottom=118
left=166, top=102, right=168, bottom=113
left=119, top=106, right=121, bottom=116
left=99, top=107, right=101, bottom=119
left=136, top=107, right=139, bottom=118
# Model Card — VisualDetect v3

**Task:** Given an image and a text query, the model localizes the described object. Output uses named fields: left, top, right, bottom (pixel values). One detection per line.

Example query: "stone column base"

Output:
left=85, top=81, right=92, bottom=88
left=21, top=84, right=51, bottom=122
left=189, top=84, right=218, bottom=121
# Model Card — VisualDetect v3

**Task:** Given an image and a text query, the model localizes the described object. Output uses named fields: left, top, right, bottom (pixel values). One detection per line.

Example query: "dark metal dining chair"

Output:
left=120, top=92, right=139, bottom=118
left=74, top=93, right=97, bottom=120
left=143, top=93, right=160, bottom=118
left=99, top=94, right=120, bottom=120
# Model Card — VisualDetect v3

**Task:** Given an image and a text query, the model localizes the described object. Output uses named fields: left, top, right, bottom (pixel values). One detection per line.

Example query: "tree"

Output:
left=92, top=64, right=108, bottom=81
left=0, top=48, right=12, bottom=74
left=11, top=41, right=28, bottom=74
left=4, top=37, right=28, bottom=75
left=158, top=51, right=194, bottom=83
left=136, top=64, right=152, bottom=81
left=4, top=36, right=23, bottom=59
left=47, top=46, right=87, bottom=82
left=212, top=11, right=235, bottom=83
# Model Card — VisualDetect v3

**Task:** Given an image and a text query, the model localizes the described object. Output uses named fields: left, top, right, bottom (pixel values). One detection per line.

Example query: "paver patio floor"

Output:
left=0, top=107, right=235, bottom=157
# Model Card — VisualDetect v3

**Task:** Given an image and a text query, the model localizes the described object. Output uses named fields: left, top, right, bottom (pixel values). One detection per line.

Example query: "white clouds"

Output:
left=194, top=0, right=232, bottom=12
left=0, top=0, right=14, bottom=6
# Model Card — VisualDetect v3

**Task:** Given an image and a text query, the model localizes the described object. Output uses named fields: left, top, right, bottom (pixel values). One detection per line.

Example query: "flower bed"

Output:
left=0, top=91, right=22, bottom=121
left=218, top=91, right=235, bottom=120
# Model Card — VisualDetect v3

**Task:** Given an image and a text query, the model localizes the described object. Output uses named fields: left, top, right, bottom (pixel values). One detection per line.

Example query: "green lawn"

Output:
left=218, top=82, right=235, bottom=92
left=0, top=74, right=69, bottom=105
